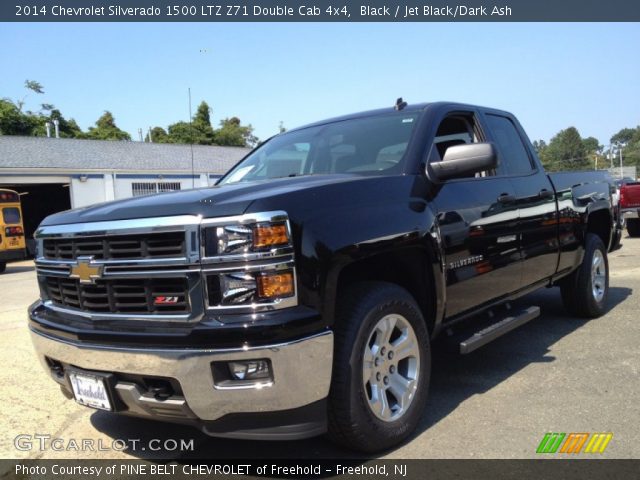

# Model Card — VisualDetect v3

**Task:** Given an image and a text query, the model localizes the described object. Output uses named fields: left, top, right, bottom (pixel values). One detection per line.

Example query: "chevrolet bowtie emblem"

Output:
left=70, top=257, right=103, bottom=284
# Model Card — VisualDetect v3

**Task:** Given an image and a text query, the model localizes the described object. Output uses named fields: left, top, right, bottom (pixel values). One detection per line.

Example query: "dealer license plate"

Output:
left=68, top=371, right=112, bottom=411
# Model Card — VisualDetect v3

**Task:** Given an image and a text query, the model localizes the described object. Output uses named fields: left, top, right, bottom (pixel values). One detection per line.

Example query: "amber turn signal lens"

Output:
left=256, top=272, right=294, bottom=299
left=253, top=223, right=289, bottom=248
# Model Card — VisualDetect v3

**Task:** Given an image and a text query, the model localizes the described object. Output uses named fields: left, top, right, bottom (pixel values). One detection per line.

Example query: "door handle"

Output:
left=538, top=189, right=553, bottom=199
left=497, top=193, right=516, bottom=204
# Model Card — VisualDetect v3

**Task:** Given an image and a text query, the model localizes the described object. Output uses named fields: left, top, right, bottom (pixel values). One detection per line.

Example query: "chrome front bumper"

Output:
left=30, top=328, right=333, bottom=423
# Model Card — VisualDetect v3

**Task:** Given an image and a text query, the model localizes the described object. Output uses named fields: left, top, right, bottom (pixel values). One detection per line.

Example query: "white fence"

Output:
left=606, top=166, right=637, bottom=180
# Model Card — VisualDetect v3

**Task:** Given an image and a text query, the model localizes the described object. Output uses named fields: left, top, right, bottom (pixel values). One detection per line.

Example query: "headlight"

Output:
left=203, top=216, right=291, bottom=257
left=219, top=272, right=259, bottom=304
left=202, top=211, right=297, bottom=312
left=208, top=269, right=295, bottom=307
left=214, top=225, right=253, bottom=255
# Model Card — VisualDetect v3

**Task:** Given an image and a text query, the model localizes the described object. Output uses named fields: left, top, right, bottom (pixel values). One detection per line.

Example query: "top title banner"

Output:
left=4, top=0, right=640, bottom=22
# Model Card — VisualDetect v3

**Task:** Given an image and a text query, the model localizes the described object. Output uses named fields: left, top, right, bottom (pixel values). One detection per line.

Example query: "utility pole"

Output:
left=609, top=144, right=614, bottom=169
left=619, top=145, right=623, bottom=179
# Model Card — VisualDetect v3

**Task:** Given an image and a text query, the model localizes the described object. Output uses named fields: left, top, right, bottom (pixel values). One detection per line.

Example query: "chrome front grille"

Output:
left=43, top=231, right=185, bottom=260
left=35, top=215, right=202, bottom=322
left=33, top=212, right=297, bottom=322
left=44, top=277, right=189, bottom=314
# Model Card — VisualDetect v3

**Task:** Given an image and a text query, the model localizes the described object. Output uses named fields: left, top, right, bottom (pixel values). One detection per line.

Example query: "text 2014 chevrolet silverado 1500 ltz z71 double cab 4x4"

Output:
left=29, top=102, right=617, bottom=452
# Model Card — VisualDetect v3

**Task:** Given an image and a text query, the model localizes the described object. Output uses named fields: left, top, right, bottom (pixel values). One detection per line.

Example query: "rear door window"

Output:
left=485, top=114, right=534, bottom=176
left=2, top=207, right=21, bottom=224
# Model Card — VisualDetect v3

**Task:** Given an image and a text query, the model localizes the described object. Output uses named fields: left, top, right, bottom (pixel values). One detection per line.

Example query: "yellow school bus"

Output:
left=0, top=189, right=26, bottom=272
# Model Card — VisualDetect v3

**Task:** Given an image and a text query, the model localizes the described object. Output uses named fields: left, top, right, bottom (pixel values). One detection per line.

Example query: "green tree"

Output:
left=545, top=127, right=590, bottom=171
left=611, top=128, right=636, bottom=146
left=0, top=99, right=37, bottom=135
left=14, top=79, right=46, bottom=112
left=191, top=101, right=215, bottom=144
left=582, top=136, right=603, bottom=169
left=146, top=126, right=170, bottom=143
left=166, top=101, right=215, bottom=145
left=582, top=137, right=601, bottom=154
left=86, top=111, right=131, bottom=141
left=0, top=79, right=50, bottom=135
left=24, top=80, right=44, bottom=95
left=215, top=117, right=258, bottom=147
left=532, top=139, right=552, bottom=169
left=532, top=139, right=546, bottom=153
left=31, top=109, right=85, bottom=138
left=167, top=121, right=195, bottom=144
left=193, top=101, right=211, bottom=128
left=611, top=126, right=640, bottom=172
left=146, top=99, right=257, bottom=147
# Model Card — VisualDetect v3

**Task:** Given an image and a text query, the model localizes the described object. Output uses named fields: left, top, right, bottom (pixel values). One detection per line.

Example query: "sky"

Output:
left=1, top=22, right=639, bottom=146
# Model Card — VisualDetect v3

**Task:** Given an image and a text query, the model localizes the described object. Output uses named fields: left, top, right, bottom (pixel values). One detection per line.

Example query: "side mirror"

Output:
left=429, top=143, right=497, bottom=182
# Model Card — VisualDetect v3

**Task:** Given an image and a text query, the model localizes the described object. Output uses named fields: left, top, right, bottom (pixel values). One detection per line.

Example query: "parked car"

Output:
left=29, top=102, right=617, bottom=452
left=619, top=178, right=640, bottom=236
left=605, top=174, right=629, bottom=249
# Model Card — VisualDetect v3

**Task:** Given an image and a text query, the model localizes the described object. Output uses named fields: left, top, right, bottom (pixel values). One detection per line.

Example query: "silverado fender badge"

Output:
left=448, top=254, right=484, bottom=270
left=69, top=257, right=104, bottom=285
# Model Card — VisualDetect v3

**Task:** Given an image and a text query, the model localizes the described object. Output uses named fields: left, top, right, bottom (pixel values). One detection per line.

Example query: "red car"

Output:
left=619, top=179, right=640, bottom=236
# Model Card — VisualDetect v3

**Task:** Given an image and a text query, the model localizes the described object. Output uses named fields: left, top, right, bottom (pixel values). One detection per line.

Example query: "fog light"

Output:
left=228, top=360, right=271, bottom=381
left=219, top=273, right=257, bottom=304
left=256, top=271, right=294, bottom=299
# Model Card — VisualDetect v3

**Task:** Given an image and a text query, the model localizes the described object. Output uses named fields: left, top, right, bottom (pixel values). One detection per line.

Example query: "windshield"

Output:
left=218, top=113, right=419, bottom=185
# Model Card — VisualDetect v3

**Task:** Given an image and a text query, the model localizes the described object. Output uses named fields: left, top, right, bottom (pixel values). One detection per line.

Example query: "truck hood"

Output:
left=39, top=175, right=372, bottom=226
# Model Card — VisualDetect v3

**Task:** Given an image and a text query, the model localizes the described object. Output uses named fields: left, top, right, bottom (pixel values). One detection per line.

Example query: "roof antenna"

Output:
left=188, top=87, right=195, bottom=189
left=395, top=97, right=407, bottom=111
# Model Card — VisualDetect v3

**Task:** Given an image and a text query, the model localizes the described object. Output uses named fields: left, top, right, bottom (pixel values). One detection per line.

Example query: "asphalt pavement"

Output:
left=1, top=236, right=638, bottom=460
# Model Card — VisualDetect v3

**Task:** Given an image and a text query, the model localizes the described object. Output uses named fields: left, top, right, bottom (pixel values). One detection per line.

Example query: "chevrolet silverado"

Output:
left=29, top=102, right=617, bottom=452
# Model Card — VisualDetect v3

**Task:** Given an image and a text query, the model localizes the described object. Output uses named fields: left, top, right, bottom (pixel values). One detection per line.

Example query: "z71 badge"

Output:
left=154, top=296, right=179, bottom=305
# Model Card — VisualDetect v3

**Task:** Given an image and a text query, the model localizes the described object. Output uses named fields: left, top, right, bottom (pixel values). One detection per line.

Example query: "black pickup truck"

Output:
left=29, top=102, right=618, bottom=452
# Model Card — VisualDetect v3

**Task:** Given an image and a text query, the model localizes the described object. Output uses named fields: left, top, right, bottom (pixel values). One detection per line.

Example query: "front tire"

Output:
left=627, top=218, right=640, bottom=237
left=327, top=282, right=430, bottom=452
left=560, top=233, right=609, bottom=318
left=0, top=262, right=6, bottom=273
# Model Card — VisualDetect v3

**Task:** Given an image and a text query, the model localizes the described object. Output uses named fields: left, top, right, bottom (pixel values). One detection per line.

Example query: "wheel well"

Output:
left=586, top=209, right=612, bottom=249
left=336, top=248, right=436, bottom=333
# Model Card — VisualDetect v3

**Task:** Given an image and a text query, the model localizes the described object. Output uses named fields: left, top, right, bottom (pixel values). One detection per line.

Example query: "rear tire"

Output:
left=0, top=262, right=5, bottom=273
left=327, top=282, right=430, bottom=453
left=560, top=233, right=609, bottom=318
left=627, top=218, right=640, bottom=237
